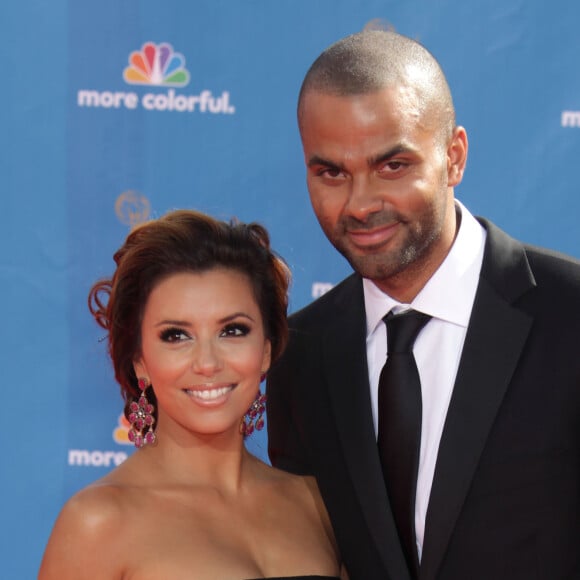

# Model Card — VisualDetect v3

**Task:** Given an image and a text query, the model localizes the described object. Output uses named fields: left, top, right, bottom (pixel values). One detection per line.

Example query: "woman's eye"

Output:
left=159, top=327, right=189, bottom=343
left=221, top=323, right=250, bottom=337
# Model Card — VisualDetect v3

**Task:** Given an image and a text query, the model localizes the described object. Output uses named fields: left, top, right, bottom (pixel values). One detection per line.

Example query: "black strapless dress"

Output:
left=247, top=576, right=340, bottom=579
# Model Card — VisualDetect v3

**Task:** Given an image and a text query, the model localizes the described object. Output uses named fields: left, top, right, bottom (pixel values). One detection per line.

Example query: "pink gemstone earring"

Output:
left=127, top=378, right=157, bottom=448
left=240, top=392, right=267, bottom=437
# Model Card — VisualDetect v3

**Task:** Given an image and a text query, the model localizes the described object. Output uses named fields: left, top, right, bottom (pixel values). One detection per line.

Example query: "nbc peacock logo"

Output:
left=124, top=42, right=190, bottom=87
left=77, top=41, right=235, bottom=115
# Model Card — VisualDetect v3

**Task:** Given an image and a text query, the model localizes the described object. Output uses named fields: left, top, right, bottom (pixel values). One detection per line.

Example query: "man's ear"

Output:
left=447, top=126, right=468, bottom=187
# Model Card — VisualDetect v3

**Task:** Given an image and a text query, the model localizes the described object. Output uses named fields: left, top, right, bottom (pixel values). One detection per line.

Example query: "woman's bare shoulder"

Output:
left=261, top=465, right=332, bottom=529
left=253, top=464, right=341, bottom=572
left=265, top=465, right=323, bottom=503
left=68, top=480, right=129, bottom=526
left=38, top=481, right=131, bottom=579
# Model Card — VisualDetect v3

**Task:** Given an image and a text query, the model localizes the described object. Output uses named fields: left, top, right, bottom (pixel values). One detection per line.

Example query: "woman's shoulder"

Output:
left=265, top=466, right=323, bottom=504
left=259, top=466, right=334, bottom=534
left=68, top=479, right=128, bottom=522
left=38, top=480, right=132, bottom=579
left=51, top=479, right=133, bottom=550
left=248, top=462, right=341, bottom=576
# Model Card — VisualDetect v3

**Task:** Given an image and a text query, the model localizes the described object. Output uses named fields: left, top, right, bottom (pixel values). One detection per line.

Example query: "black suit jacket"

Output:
left=267, top=219, right=580, bottom=580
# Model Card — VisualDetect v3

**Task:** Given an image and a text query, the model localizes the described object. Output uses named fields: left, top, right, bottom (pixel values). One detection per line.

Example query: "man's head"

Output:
left=298, top=30, right=468, bottom=302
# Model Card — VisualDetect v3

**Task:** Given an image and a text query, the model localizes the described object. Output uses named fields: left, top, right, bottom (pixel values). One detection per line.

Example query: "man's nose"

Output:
left=343, top=176, right=383, bottom=221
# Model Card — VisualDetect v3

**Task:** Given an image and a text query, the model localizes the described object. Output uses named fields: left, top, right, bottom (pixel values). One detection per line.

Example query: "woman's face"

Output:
left=133, top=268, right=271, bottom=439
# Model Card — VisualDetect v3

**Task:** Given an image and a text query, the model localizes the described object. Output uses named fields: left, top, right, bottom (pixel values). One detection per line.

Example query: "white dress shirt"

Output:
left=363, top=200, right=486, bottom=559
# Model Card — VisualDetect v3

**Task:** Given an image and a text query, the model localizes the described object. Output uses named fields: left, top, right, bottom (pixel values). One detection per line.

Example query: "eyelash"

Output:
left=221, top=323, right=251, bottom=337
left=158, top=323, right=251, bottom=343
left=159, top=327, right=190, bottom=343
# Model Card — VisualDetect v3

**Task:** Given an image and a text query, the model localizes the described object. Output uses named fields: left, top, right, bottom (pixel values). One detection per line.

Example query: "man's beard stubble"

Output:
left=327, top=207, right=443, bottom=284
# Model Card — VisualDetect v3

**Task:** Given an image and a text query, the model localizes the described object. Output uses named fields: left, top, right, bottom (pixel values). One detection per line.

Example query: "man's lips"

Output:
left=346, top=222, right=399, bottom=248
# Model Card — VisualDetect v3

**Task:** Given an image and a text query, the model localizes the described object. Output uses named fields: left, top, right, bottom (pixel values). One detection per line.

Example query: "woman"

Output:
left=39, top=209, right=342, bottom=579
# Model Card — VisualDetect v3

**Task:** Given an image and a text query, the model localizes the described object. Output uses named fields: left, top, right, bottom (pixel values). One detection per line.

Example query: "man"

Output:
left=267, top=30, right=580, bottom=580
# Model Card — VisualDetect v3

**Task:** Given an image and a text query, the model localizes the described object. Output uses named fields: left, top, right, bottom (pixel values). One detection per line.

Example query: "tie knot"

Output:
left=383, top=310, right=431, bottom=353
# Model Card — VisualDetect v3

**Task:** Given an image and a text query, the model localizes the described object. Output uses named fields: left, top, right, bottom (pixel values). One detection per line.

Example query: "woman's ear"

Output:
left=261, top=340, right=272, bottom=376
left=133, top=358, right=148, bottom=382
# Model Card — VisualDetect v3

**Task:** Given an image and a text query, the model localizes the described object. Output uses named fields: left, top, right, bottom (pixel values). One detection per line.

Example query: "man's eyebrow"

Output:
left=308, top=145, right=415, bottom=170
left=368, top=144, right=414, bottom=166
left=307, top=155, right=345, bottom=170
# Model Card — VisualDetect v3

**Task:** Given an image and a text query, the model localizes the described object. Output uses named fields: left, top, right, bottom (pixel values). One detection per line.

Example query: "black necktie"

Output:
left=377, top=309, right=431, bottom=578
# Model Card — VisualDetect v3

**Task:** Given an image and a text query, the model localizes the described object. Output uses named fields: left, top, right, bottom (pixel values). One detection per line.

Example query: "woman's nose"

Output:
left=191, top=339, right=222, bottom=376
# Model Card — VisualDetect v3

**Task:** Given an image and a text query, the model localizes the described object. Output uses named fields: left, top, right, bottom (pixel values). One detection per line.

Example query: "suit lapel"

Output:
left=420, top=220, right=535, bottom=579
left=322, top=275, right=412, bottom=580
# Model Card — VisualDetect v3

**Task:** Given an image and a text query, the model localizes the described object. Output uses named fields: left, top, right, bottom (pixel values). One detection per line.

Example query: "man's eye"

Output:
left=221, top=323, right=250, bottom=337
left=381, top=160, right=408, bottom=173
left=159, top=327, right=189, bottom=342
left=317, top=167, right=345, bottom=180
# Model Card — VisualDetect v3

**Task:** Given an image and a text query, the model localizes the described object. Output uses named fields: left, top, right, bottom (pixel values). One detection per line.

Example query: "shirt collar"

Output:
left=363, top=200, right=486, bottom=337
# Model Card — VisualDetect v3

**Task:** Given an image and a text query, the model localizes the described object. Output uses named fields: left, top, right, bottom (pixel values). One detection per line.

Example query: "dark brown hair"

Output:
left=88, top=209, right=290, bottom=413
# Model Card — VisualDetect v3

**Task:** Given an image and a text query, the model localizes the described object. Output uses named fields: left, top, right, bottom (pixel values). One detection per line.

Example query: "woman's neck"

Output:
left=130, top=425, right=260, bottom=494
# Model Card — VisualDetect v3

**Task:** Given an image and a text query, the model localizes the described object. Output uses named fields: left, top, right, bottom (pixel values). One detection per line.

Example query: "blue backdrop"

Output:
left=2, top=1, right=580, bottom=577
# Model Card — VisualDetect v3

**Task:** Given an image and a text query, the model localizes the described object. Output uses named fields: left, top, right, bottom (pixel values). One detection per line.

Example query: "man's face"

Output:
left=299, top=86, right=466, bottom=300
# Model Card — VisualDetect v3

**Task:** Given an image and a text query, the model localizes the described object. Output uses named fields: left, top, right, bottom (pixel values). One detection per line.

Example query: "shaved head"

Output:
left=298, top=30, right=456, bottom=141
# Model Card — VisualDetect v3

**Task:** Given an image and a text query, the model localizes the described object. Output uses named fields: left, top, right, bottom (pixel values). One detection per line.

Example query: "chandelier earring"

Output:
left=127, top=377, right=157, bottom=448
left=240, top=392, right=267, bottom=437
